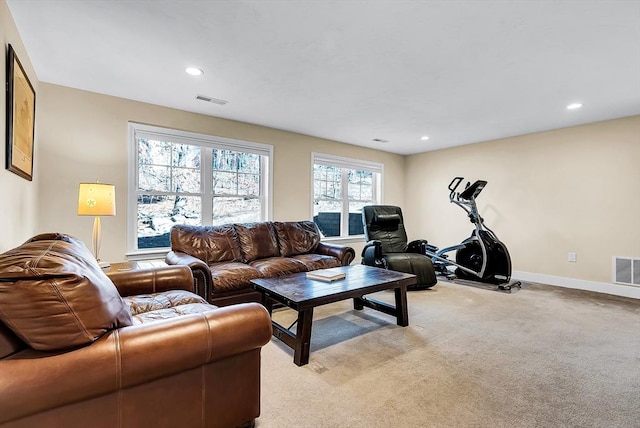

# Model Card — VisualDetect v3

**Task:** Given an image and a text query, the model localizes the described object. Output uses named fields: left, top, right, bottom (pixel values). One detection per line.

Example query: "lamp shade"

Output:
left=77, top=183, right=116, bottom=216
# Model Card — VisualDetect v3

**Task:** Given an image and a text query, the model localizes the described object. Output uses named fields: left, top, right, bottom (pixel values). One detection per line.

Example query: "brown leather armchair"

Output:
left=0, top=233, right=272, bottom=428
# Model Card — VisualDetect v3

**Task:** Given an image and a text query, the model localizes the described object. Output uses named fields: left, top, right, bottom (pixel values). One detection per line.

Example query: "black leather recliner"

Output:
left=361, top=205, right=437, bottom=289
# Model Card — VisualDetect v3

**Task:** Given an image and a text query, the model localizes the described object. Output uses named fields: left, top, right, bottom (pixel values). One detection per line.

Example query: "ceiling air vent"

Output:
left=195, top=94, right=228, bottom=105
left=373, top=138, right=389, bottom=143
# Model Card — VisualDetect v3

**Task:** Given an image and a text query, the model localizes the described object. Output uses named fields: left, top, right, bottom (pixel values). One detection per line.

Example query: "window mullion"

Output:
left=341, top=169, right=349, bottom=238
left=372, top=173, right=378, bottom=205
left=202, top=147, right=213, bottom=225
left=261, top=157, right=267, bottom=220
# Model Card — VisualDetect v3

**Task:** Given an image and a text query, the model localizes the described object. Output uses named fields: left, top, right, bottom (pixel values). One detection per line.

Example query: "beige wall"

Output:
left=404, top=115, right=640, bottom=285
left=35, top=83, right=405, bottom=262
left=0, top=0, right=39, bottom=252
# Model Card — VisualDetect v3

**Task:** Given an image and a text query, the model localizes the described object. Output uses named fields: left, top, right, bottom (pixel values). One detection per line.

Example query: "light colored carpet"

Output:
left=257, top=281, right=640, bottom=428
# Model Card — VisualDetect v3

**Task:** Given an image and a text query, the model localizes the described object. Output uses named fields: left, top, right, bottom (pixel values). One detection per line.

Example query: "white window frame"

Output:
left=311, top=152, right=383, bottom=241
left=127, top=123, right=273, bottom=258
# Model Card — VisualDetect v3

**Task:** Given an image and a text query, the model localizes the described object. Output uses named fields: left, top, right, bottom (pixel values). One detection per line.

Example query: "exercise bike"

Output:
left=424, top=177, right=521, bottom=291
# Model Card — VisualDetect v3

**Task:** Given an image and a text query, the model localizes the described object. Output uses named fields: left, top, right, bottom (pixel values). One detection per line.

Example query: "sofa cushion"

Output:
left=171, top=224, right=242, bottom=263
left=125, top=290, right=209, bottom=316
left=274, top=221, right=321, bottom=257
left=235, top=222, right=280, bottom=262
left=129, top=303, right=217, bottom=325
left=0, top=233, right=133, bottom=351
left=249, top=257, right=308, bottom=277
left=291, top=253, right=341, bottom=271
left=124, top=290, right=213, bottom=325
left=210, top=261, right=263, bottom=293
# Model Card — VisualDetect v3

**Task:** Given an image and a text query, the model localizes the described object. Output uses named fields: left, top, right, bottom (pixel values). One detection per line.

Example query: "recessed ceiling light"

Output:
left=185, top=67, right=204, bottom=76
left=421, top=136, right=430, bottom=141
left=566, top=103, right=582, bottom=110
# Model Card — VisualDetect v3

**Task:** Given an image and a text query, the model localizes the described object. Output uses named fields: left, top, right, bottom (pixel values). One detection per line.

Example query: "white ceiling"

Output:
left=6, top=0, right=640, bottom=155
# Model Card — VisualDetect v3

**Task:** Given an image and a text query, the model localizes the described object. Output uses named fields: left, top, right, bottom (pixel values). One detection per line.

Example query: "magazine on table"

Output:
left=306, top=268, right=346, bottom=282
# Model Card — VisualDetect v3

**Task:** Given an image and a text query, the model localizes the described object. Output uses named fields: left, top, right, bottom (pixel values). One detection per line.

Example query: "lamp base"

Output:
left=98, top=261, right=111, bottom=269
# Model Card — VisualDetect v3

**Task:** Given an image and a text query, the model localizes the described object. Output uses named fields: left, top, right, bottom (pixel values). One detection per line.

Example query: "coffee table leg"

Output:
left=261, top=294, right=274, bottom=315
left=394, top=285, right=409, bottom=327
left=294, top=308, right=314, bottom=366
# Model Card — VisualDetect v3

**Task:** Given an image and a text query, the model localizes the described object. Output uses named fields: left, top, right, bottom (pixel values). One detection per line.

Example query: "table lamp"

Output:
left=77, top=182, right=116, bottom=268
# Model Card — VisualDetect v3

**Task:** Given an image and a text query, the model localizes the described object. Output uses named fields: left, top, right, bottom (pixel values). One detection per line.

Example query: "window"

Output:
left=128, top=123, right=272, bottom=254
left=312, top=153, right=383, bottom=239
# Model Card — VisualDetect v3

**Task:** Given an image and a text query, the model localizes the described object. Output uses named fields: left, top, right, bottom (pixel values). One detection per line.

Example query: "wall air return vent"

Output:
left=613, top=257, right=640, bottom=286
left=196, top=94, right=228, bottom=105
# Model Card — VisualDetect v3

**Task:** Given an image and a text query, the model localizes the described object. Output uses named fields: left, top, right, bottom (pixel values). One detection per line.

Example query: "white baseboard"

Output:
left=512, top=270, right=640, bottom=299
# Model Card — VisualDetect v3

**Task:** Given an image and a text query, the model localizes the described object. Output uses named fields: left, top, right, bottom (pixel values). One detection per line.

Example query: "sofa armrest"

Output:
left=0, top=303, right=272, bottom=424
left=316, top=242, right=356, bottom=266
left=106, top=265, right=194, bottom=297
left=165, top=250, right=211, bottom=299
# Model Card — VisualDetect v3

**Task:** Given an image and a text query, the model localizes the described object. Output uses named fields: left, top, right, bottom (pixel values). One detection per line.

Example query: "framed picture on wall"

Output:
left=5, top=44, right=36, bottom=181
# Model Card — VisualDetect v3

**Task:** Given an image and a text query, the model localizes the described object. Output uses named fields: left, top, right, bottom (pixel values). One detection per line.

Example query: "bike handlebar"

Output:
left=448, top=177, right=464, bottom=200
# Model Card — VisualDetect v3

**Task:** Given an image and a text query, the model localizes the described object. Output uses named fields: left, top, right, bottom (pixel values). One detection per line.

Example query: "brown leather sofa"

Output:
left=167, top=221, right=356, bottom=306
left=0, top=233, right=272, bottom=428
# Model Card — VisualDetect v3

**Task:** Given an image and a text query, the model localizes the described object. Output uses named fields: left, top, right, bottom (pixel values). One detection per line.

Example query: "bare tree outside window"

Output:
left=212, top=149, right=261, bottom=223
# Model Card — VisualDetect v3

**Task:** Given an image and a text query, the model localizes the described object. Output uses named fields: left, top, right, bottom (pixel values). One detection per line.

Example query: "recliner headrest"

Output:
left=373, top=212, right=401, bottom=226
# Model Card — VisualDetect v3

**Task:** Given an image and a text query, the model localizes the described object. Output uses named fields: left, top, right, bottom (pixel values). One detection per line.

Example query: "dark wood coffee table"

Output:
left=250, top=264, right=417, bottom=366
